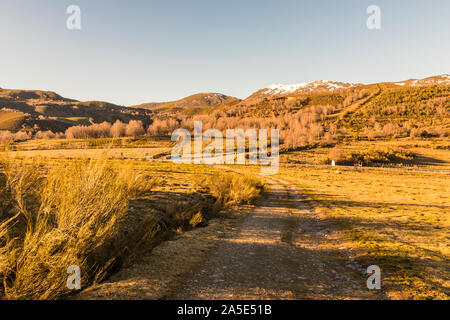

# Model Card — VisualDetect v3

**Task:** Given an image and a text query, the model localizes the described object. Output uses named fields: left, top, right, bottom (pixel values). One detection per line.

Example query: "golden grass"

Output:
left=271, top=166, right=449, bottom=299
left=0, top=156, right=264, bottom=300
left=0, top=157, right=159, bottom=299
left=283, top=138, right=450, bottom=168
left=325, top=146, right=415, bottom=166
left=195, top=171, right=265, bottom=208
left=4, top=147, right=169, bottom=160
left=4, top=137, right=172, bottom=152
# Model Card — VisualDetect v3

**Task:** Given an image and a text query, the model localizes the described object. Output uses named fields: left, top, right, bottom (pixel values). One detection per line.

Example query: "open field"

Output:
left=253, top=166, right=449, bottom=299
left=2, top=147, right=170, bottom=160
left=0, top=136, right=449, bottom=300
left=282, top=138, right=450, bottom=169
left=76, top=159, right=450, bottom=300
left=3, top=137, right=173, bottom=151
left=1, top=137, right=173, bottom=160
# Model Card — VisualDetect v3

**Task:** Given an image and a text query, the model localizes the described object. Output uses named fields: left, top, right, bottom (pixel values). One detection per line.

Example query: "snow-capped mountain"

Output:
left=247, top=80, right=359, bottom=99
left=246, top=75, right=450, bottom=100
left=393, top=74, right=450, bottom=87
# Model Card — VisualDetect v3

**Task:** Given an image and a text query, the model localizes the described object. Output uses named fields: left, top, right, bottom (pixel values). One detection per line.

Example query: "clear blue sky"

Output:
left=1, top=0, right=449, bottom=105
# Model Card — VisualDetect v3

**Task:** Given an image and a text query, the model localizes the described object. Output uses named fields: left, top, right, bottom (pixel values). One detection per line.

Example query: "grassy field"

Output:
left=283, top=138, right=450, bottom=169
left=1, top=137, right=174, bottom=160
left=2, top=147, right=170, bottom=160
left=1, top=134, right=449, bottom=300
left=268, top=166, right=449, bottom=299
left=4, top=137, right=173, bottom=151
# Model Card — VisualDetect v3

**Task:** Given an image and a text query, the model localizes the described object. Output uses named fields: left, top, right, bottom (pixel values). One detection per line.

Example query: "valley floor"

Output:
left=78, top=169, right=382, bottom=300
left=1, top=139, right=448, bottom=300
left=79, top=164, right=449, bottom=300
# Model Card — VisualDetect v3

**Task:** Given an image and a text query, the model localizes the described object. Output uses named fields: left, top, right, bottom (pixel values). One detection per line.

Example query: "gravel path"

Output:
left=173, top=177, right=378, bottom=300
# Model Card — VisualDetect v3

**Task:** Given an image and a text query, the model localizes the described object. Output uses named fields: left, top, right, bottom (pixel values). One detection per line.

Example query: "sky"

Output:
left=0, top=0, right=449, bottom=106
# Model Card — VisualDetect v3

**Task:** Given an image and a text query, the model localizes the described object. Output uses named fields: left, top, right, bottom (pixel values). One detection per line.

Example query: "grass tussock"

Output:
left=198, top=172, right=265, bottom=208
left=0, top=157, right=158, bottom=300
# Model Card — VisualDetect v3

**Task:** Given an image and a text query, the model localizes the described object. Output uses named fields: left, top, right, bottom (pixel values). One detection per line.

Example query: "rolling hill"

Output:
left=0, top=89, right=152, bottom=132
left=131, top=93, right=239, bottom=114
left=1, top=75, right=448, bottom=135
left=247, top=75, right=450, bottom=100
left=247, top=80, right=359, bottom=99
left=221, top=75, right=450, bottom=120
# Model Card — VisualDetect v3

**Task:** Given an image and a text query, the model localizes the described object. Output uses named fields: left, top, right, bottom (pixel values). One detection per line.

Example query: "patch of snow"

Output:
left=265, top=83, right=310, bottom=94
left=263, top=80, right=355, bottom=95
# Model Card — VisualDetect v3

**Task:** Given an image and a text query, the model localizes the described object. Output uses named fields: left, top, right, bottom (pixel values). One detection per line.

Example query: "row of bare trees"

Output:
left=5, top=94, right=448, bottom=146
left=152, top=105, right=337, bottom=150
left=0, top=131, right=31, bottom=142
left=31, top=120, right=147, bottom=140
left=64, top=120, right=145, bottom=139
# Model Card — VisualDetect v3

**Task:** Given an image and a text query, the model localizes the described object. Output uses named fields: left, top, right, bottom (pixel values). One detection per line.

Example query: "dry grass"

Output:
left=283, top=138, right=450, bottom=168
left=0, top=156, right=162, bottom=300
left=270, top=166, right=450, bottom=299
left=1, top=147, right=170, bottom=160
left=196, top=171, right=265, bottom=208
left=0, top=155, right=264, bottom=300
left=3, top=136, right=172, bottom=152
left=325, top=146, right=415, bottom=166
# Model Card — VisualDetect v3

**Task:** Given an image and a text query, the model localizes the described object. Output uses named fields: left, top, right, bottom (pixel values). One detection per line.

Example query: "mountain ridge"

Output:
left=131, top=93, right=239, bottom=111
left=0, top=74, right=448, bottom=132
left=0, top=88, right=152, bottom=132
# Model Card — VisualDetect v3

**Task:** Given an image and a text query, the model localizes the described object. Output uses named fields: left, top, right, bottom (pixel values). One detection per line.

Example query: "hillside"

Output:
left=389, top=74, right=450, bottom=87
left=1, top=75, right=448, bottom=138
left=246, top=75, right=450, bottom=100
left=247, top=80, right=359, bottom=99
left=0, top=88, right=152, bottom=132
left=220, top=75, right=450, bottom=121
left=142, top=74, right=449, bottom=158
left=139, top=74, right=449, bottom=121
left=131, top=93, right=240, bottom=114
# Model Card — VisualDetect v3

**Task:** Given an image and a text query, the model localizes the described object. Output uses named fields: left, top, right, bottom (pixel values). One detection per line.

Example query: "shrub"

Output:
left=328, top=148, right=415, bottom=166
left=65, top=122, right=112, bottom=139
left=329, top=147, right=344, bottom=162
left=35, top=130, right=56, bottom=139
left=110, top=120, right=126, bottom=138
left=0, top=131, right=31, bottom=142
left=198, top=172, right=265, bottom=207
left=125, top=120, right=145, bottom=137
left=0, top=157, right=157, bottom=299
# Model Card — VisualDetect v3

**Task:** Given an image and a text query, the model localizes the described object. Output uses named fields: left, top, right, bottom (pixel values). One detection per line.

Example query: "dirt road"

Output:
left=173, top=177, right=379, bottom=299
left=79, top=171, right=381, bottom=300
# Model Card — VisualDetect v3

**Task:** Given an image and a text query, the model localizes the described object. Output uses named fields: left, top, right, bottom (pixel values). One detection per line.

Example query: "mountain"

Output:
left=389, top=74, right=450, bottom=87
left=246, top=75, right=450, bottom=100
left=0, top=88, right=152, bottom=132
left=247, top=80, right=359, bottom=99
left=131, top=93, right=240, bottom=113
left=1, top=75, right=448, bottom=133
